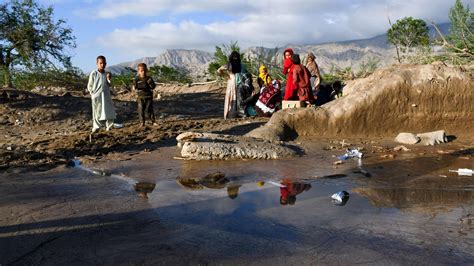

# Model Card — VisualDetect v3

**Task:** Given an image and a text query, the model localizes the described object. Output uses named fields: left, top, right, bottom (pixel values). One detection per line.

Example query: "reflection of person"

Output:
left=227, top=185, right=241, bottom=199
left=87, top=55, right=117, bottom=132
left=133, top=63, right=157, bottom=127
left=280, top=180, right=312, bottom=205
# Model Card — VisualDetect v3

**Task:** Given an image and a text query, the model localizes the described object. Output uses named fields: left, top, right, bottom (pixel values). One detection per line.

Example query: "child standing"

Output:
left=87, top=55, right=117, bottom=132
left=133, top=63, right=156, bottom=127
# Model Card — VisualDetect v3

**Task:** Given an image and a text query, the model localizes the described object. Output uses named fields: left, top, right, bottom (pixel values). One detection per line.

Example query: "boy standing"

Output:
left=87, top=55, right=117, bottom=132
left=133, top=63, right=156, bottom=126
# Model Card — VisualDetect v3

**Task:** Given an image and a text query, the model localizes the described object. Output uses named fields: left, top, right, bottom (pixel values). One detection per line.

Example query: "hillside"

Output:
left=108, top=23, right=450, bottom=79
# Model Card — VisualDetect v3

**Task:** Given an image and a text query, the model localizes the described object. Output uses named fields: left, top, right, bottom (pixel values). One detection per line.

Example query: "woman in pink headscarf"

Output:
left=282, top=48, right=297, bottom=100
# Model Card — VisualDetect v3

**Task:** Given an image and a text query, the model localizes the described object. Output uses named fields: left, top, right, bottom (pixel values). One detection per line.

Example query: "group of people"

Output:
left=87, top=55, right=157, bottom=132
left=220, top=48, right=322, bottom=120
left=86, top=49, right=324, bottom=132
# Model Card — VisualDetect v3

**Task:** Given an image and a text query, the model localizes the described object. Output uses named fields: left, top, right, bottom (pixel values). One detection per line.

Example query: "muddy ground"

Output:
left=1, top=83, right=473, bottom=264
left=0, top=84, right=269, bottom=172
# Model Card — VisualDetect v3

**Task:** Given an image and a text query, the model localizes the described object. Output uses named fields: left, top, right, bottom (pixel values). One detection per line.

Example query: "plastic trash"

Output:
left=331, top=191, right=350, bottom=206
left=337, top=148, right=363, bottom=160
left=449, top=168, right=473, bottom=176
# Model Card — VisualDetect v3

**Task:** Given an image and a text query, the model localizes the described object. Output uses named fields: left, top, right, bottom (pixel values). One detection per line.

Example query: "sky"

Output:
left=33, top=0, right=474, bottom=71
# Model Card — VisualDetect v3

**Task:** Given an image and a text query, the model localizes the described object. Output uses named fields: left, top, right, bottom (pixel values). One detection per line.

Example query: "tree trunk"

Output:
left=1, top=67, right=12, bottom=88
left=395, top=45, right=401, bottom=63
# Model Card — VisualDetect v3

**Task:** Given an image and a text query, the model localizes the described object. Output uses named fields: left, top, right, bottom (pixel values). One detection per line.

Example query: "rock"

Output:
left=177, top=132, right=298, bottom=160
left=416, top=130, right=448, bottom=146
left=395, top=133, right=420, bottom=145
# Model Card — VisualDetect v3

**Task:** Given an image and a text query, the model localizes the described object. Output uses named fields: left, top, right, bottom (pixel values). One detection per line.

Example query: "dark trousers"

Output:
left=137, top=96, right=155, bottom=124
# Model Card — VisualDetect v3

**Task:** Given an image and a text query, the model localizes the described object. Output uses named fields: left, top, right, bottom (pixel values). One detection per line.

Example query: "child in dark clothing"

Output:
left=133, top=63, right=156, bottom=127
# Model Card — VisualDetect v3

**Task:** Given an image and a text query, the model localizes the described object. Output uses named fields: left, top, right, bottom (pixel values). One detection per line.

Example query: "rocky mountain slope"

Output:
left=108, top=24, right=450, bottom=80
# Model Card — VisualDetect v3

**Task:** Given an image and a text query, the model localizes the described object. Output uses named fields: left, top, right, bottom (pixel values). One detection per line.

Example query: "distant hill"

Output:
left=108, top=23, right=450, bottom=79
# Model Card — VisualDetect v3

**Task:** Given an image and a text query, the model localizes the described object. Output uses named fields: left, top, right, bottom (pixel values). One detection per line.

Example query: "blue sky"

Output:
left=35, top=0, right=473, bottom=72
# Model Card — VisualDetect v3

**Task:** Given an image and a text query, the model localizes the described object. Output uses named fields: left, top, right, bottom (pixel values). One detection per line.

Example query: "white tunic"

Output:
left=87, top=70, right=116, bottom=128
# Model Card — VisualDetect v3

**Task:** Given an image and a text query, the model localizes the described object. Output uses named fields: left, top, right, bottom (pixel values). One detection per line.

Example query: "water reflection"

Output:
left=133, top=182, right=156, bottom=198
left=354, top=187, right=474, bottom=212
left=176, top=172, right=243, bottom=200
left=279, top=178, right=312, bottom=205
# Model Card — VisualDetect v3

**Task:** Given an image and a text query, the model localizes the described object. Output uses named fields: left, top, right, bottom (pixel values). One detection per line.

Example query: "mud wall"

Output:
left=247, top=64, right=474, bottom=141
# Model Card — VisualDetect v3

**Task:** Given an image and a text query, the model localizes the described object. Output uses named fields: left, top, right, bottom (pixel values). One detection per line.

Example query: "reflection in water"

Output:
left=355, top=187, right=474, bottom=212
left=177, top=172, right=242, bottom=199
left=227, top=185, right=241, bottom=200
left=134, top=182, right=156, bottom=198
left=279, top=179, right=312, bottom=205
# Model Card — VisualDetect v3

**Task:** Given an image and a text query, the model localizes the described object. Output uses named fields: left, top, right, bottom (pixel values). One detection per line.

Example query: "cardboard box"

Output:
left=282, top=100, right=306, bottom=109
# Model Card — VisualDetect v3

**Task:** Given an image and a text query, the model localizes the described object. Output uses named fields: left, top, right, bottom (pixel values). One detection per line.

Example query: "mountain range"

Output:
left=107, top=23, right=450, bottom=80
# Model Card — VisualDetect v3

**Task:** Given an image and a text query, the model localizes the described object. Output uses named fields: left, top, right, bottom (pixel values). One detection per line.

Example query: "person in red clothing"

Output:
left=282, top=48, right=297, bottom=100
left=291, top=54, right=315, bottom=105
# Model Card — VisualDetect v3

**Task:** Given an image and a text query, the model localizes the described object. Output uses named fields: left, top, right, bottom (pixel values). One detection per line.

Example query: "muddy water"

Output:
left=1, top=141, right=473, bottom=264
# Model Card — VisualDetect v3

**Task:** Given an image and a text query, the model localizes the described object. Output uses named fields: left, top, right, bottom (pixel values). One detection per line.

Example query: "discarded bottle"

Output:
left=331, top=191, right=350, bottom=206
left=449, top=168, right=473, bottom=176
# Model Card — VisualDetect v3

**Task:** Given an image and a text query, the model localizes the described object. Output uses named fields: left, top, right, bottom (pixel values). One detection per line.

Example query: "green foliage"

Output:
left=110, top=73, right=135, bottom=90
left=356, top=57, right=380, bottom=78
left=0, top=0, right=76, bottom=87
left=387, top=17, right=430, bottom=62
left=207, top=41, right=249, bottom=80
left=11, top=68, right=87, bottom=90
left=412, top=0, right=473, bottom=66
left=448, top=0, right=474, bottom=52
left=148, top=65, right=191, bottom=84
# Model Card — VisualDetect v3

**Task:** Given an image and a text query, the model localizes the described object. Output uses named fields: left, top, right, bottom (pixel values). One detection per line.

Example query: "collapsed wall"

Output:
left=247, top=63, right=474, bottom=141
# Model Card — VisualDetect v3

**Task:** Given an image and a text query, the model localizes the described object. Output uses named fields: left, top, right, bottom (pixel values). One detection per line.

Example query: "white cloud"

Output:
left=92, top=0, right=473, bottom=58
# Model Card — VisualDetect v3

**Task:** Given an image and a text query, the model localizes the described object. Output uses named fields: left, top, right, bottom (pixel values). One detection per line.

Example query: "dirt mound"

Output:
left=247, top=64, right=474, bottom=141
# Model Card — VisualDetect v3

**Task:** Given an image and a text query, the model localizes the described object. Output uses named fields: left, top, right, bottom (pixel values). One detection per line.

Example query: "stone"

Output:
left=395, top=133, right=420, bottom=145
left=416, top=130, right=448, bottom=146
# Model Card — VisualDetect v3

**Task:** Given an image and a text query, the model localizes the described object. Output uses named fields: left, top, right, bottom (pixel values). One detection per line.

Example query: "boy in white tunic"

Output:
left=87, top=55, right=117, bottom=132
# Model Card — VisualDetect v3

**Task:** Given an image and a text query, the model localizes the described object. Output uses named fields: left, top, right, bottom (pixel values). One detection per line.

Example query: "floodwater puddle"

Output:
left=2, top=145, right=472, bottom=264
left=71, top=145, right=473, bottom=263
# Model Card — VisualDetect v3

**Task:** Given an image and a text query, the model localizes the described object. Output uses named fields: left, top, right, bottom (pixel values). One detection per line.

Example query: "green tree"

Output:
left=207, top=41, right=243, bottom=79
left=148, top=65, right=191, bottom=84
left=0, top=0, right=76, bottom=87
left=448, top=0, right=474, bottom=54
left=387, top=17, right=430, bottom=63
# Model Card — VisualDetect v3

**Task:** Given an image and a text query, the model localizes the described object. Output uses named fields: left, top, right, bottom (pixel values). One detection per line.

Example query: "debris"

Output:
left=449, top=168, right=473, bottom=176
left=380, top=154, right=396, bottom=159
left=333, top=160, right=344, bottom=165
left=331, top=191, right=350, bottom=206
left=353, top=169, right=371, bottom=177
left=337, top=148, right=363, bottom=160
left=393, top=145, right=410, bottom=152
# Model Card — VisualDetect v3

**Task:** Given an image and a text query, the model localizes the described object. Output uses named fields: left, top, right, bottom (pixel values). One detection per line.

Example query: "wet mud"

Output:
left=1, top=139, right=472, bottom=264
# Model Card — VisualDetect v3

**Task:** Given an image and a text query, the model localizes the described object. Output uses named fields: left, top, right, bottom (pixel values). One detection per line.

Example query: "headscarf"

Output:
left=283, top=48, right=294, bottom=74
left=228, top=51, right=241, bottom=74
left=258, top=65, right=271, bottom=87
